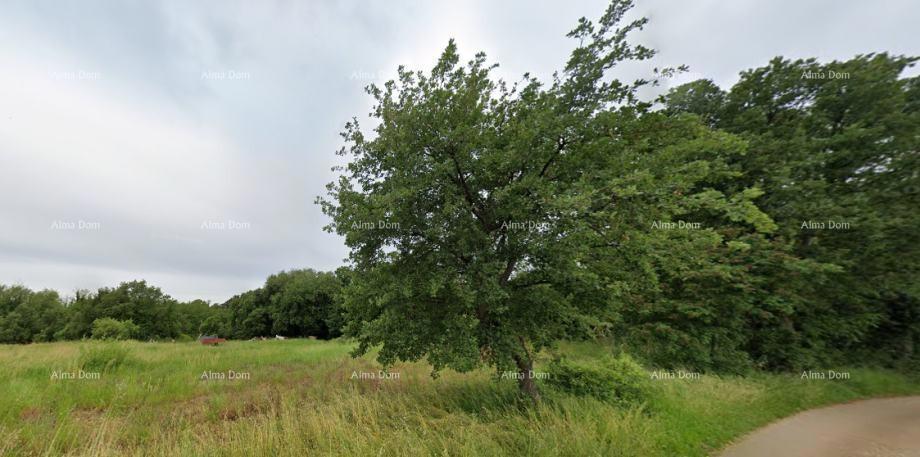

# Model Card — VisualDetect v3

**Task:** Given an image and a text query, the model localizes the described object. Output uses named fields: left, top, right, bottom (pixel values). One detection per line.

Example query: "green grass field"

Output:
left=1, top=339, right=917, bottom=456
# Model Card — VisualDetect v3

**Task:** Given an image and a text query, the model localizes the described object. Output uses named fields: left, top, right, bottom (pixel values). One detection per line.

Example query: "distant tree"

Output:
left=223, top=290, right=269, bottom=339
left=0, top=311, right=29, bottom=343
left=60, top=281, right=180, bottom=340
left=219, top=269, right=344, bottom=339
left=176, top=299, right=212, bottom=337
left=268, top=269, right=342, bottom=339
left=199, top=309, right=230, bottom=337
left=0, top=285, right=66, bottom=343
left=58, top=290, right=95, bottom=340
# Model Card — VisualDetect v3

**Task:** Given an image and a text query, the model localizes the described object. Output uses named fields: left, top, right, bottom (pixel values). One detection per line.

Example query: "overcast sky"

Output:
left=1, top=0, right=917, bottom=302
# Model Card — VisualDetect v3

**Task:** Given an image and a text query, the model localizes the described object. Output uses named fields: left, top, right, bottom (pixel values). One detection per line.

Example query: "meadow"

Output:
left=1, top=339, right=917, bottom=456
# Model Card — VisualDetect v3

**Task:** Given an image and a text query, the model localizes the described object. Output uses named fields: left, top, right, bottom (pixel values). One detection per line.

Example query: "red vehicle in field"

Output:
left=199, top=335, right=226, bottom=345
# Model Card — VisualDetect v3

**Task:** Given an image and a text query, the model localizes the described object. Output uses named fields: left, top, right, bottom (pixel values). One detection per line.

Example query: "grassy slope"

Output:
left=0, top=339, right=917, bottom=456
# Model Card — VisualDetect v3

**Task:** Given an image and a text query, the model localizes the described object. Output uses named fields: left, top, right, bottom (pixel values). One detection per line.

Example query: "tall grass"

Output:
left=0, top=339, right=916, bottom=456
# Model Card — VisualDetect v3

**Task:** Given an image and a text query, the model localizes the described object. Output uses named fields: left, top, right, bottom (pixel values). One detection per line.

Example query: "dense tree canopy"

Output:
left=0, top=285, right=65, bottom=343
left=320, top=0, right=785, bottom=400
left=215, top=269, right=344, bottom=340
left=0, top=269, right=343, bottom=343
left=664, top=53, right=919, bottom=368
left=59, top=281, right=181, bottom=340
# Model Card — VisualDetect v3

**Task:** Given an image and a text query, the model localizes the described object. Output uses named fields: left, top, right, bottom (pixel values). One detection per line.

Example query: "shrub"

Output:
left=91, top=318, right=140, bottom=341
left=78, top=343, right=132, bottom=372
left=547, top=353, right=649, bottom=405
left=603, top=352, right=651, bottom=405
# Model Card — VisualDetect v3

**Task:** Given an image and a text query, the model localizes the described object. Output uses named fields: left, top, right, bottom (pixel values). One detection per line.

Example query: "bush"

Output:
left=198, top=314, right=228, bottom=337
left=547, top=353, right=649, bottom=405
left=78, top=343, right=131, bottom=372
left=91, top=318, right=140, bottom=341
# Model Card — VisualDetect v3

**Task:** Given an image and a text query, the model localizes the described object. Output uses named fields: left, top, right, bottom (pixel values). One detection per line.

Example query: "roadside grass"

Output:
left=0, top=339, right=916, bottom=456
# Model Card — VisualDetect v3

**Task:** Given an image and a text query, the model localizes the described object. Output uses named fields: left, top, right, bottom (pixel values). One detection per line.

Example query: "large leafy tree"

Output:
left=320, top=0, right=776, bottom=400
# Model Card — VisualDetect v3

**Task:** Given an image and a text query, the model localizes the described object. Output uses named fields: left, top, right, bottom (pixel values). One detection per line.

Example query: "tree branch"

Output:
left=539, top=136, right=567, bottom=178
left=445, top=145, right=496, bottom=232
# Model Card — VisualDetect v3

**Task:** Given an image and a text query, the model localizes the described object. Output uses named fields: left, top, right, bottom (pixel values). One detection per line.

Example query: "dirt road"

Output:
left=719, top=396, right=920, bottom=457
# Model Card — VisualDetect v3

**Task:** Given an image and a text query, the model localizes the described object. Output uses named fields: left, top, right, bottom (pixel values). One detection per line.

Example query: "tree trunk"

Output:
left=514, top=354, right=540, bottom=404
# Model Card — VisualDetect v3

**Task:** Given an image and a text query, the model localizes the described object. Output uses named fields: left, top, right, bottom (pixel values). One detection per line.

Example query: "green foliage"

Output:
left=91, top=318, right=140, bottom=341
left=219, top=269, right=344, bottom=339
left=222, top=290, right=268, bottom=338
left=198, top=310, right=231, bottom=337
left=547, top=354, right=649, bottom=405
left=318, top=0, right=735, bottom=401
left=61, top=281, right=181, bottom=340
left=662, top=79, right=725, bottom=127
left=0, top=286, right=66, bottom=343
left=78, top=342, right=132, bottom=372
left=0, top=269, right=344, bottom=344
left=268, top=269, right=343, bottom=338
left=663, top=53, right=920, bottom=369
left=176, top=299, right=212, bottom=337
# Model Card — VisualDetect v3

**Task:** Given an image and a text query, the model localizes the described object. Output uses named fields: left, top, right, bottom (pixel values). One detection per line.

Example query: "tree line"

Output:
left=0, top=269, right=344, bottom=343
